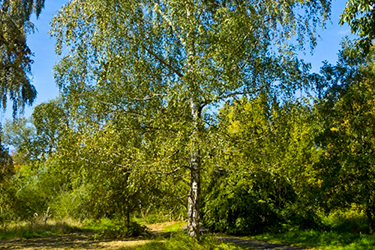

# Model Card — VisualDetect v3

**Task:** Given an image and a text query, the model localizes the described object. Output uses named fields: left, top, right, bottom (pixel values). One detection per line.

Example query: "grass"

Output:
left=3, top=217, right=375, bottom=249
left=81, top=217, right=117, bottom=231
left=0, top=219, right=251, bottom=249
left=245, top=230, right=375, bottom=250
left=162, top=221, right=186, bottom=233
left=122, top=232, right=252, bottom=249
left=0, top=218, right=84, bottom=240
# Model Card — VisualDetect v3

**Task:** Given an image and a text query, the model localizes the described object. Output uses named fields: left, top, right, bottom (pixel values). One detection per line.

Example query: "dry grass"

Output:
left=146, top=221, right=182, bottom=232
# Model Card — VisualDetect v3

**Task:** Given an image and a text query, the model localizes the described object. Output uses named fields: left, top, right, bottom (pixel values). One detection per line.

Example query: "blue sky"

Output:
left=0, top=0, right=351, bottom=122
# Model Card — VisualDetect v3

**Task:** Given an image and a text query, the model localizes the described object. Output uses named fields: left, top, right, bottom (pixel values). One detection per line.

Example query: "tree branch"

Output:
left=151, top=0, right=186, bottom=46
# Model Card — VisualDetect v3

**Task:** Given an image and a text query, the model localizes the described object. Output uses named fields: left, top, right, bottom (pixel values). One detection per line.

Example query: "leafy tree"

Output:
left=51, top=0, right=330, bottom=237
left=1, top=99, right=71, bottom=219
left=314, top=42, right=375, bottom=233
left=0, top=0, right=45, bottom=115
left=203, top=94, right=322, bottom=234
left=0, top=126, right=15, bottom=223
left=32, top=98, right=67, bottom=156
left=2, top=117, right=37, bottom=165
left=2, top=97, right=68, bottom=164
left=340, top=0, right=375, bottom=54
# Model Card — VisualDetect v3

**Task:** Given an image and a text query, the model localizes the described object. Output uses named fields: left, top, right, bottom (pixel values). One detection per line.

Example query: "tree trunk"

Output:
left=367, top=205, right=375, bottom=234
left=125, top=203, right=130, bottom=228
left=185, top=4, right=201, bottom=239
left=187, top=92, right=202, bottom=238
left=188, top=150, right=201, bottom=238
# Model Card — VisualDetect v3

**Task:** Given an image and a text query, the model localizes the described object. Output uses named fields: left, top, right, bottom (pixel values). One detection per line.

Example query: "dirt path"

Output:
left=0, top=235, right=308, bottom=250
left=0, top=232, right=156, bottom=250
left=0, top=235, right=309, bottom=250
left=0, top=233, right=309, bottom=250
left=218, top=237, right=308, bottom=250
left=0, top=222, right=308, bottom=250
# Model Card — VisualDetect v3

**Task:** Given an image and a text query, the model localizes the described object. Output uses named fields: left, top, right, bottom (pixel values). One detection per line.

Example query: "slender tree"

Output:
left=51, top=0, right=330, bottom=237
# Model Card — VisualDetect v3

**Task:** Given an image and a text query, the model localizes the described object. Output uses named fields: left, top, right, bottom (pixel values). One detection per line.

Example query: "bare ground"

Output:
left=0, top=231, right=157, bottom=250
left=0, top=222, right=308, bottom=250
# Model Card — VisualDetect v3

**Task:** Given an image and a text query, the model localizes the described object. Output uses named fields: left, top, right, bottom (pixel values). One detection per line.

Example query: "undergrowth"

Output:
left=92, top=221, right=150, bottom=240
left=246, top=230, right=375, bottom=250
left=243, top=208, right=375, bottom=250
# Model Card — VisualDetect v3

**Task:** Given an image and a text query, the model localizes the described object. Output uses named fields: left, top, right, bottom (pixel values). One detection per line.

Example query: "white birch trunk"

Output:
left=187, top=98, right=201, bottom=238
left=186, top=4, right=201, bottom=239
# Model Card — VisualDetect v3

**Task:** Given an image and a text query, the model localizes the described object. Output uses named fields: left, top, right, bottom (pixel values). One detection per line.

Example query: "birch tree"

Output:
left=51, top=0, right=330, bottom=238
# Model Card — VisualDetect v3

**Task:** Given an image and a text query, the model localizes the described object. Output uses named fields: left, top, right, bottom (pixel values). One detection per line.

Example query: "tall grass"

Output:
left=0, top=218, right=84, bottom=240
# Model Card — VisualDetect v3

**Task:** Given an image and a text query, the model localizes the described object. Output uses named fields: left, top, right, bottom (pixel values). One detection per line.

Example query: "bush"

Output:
left=95, top=221, right=150, bottom=239
left=323, top=206, right=369, bottom=234
left=203, top=170, right=296, bottom=235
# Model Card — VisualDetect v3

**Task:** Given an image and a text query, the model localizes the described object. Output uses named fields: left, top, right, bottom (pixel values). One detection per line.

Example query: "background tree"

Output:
left=203, top=94, right=322, bottom=234
left=314, top=41, right=375, bottom=233
left=51, top=0, right=330, bottom=237
left=0, top=127, right=14, bottom=223
left=2, top=117, right=37, bottom=165
left=340, top=0, right=375, bottom=54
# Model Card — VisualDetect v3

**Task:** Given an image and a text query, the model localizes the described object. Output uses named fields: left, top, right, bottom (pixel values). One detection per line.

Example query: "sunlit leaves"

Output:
left=340, top=0, right=375, bottom=54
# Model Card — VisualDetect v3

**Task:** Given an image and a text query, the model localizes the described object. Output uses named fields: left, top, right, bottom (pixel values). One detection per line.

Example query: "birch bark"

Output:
left=186, top=4, right=201, bottom=239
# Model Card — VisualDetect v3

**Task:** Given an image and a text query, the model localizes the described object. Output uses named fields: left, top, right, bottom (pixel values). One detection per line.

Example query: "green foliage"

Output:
left=203, top=95, right=323, bottom=235
left=313, top=43, right=375, bottom=232
left=94, top=221, right=150, bottom=240
left=340, top=0, right=375, bottom=54
left=323, top=207, right=369, bottom=234
left=2, top=117, right=38, bottom=164
left=203, top=169, right=296, bottom=235
left=248, top=230, right=375, bottom=250
left=0, top=132, right=16, bottom=225
left=49, top=0, right=330, bottom=237
left=2, top=99, right=68, bottom=164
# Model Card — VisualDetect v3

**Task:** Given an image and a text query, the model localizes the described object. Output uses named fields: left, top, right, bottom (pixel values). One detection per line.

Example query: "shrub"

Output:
left=203, top=170, right=296, bottom=235
left=95, top=221, right=150, bottom=239
left=323, top=206, right=369, bottom=234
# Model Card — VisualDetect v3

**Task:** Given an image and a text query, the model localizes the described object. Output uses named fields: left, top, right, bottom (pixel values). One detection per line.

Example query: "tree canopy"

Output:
left=50, top=0, right=331, bottom=237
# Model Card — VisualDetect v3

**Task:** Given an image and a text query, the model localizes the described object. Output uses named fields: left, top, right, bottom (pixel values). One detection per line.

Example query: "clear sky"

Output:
left=0, top=0, right=351, bottom=122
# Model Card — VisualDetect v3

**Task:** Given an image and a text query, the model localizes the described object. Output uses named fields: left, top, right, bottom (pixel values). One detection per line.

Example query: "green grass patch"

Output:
left=162, top=221, right=186, bottom=233
left=122, top=232, right=253, bottom=249
left=245, top=230, right=375, bottom=250
left=81, top=217, right=116, bottom=231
